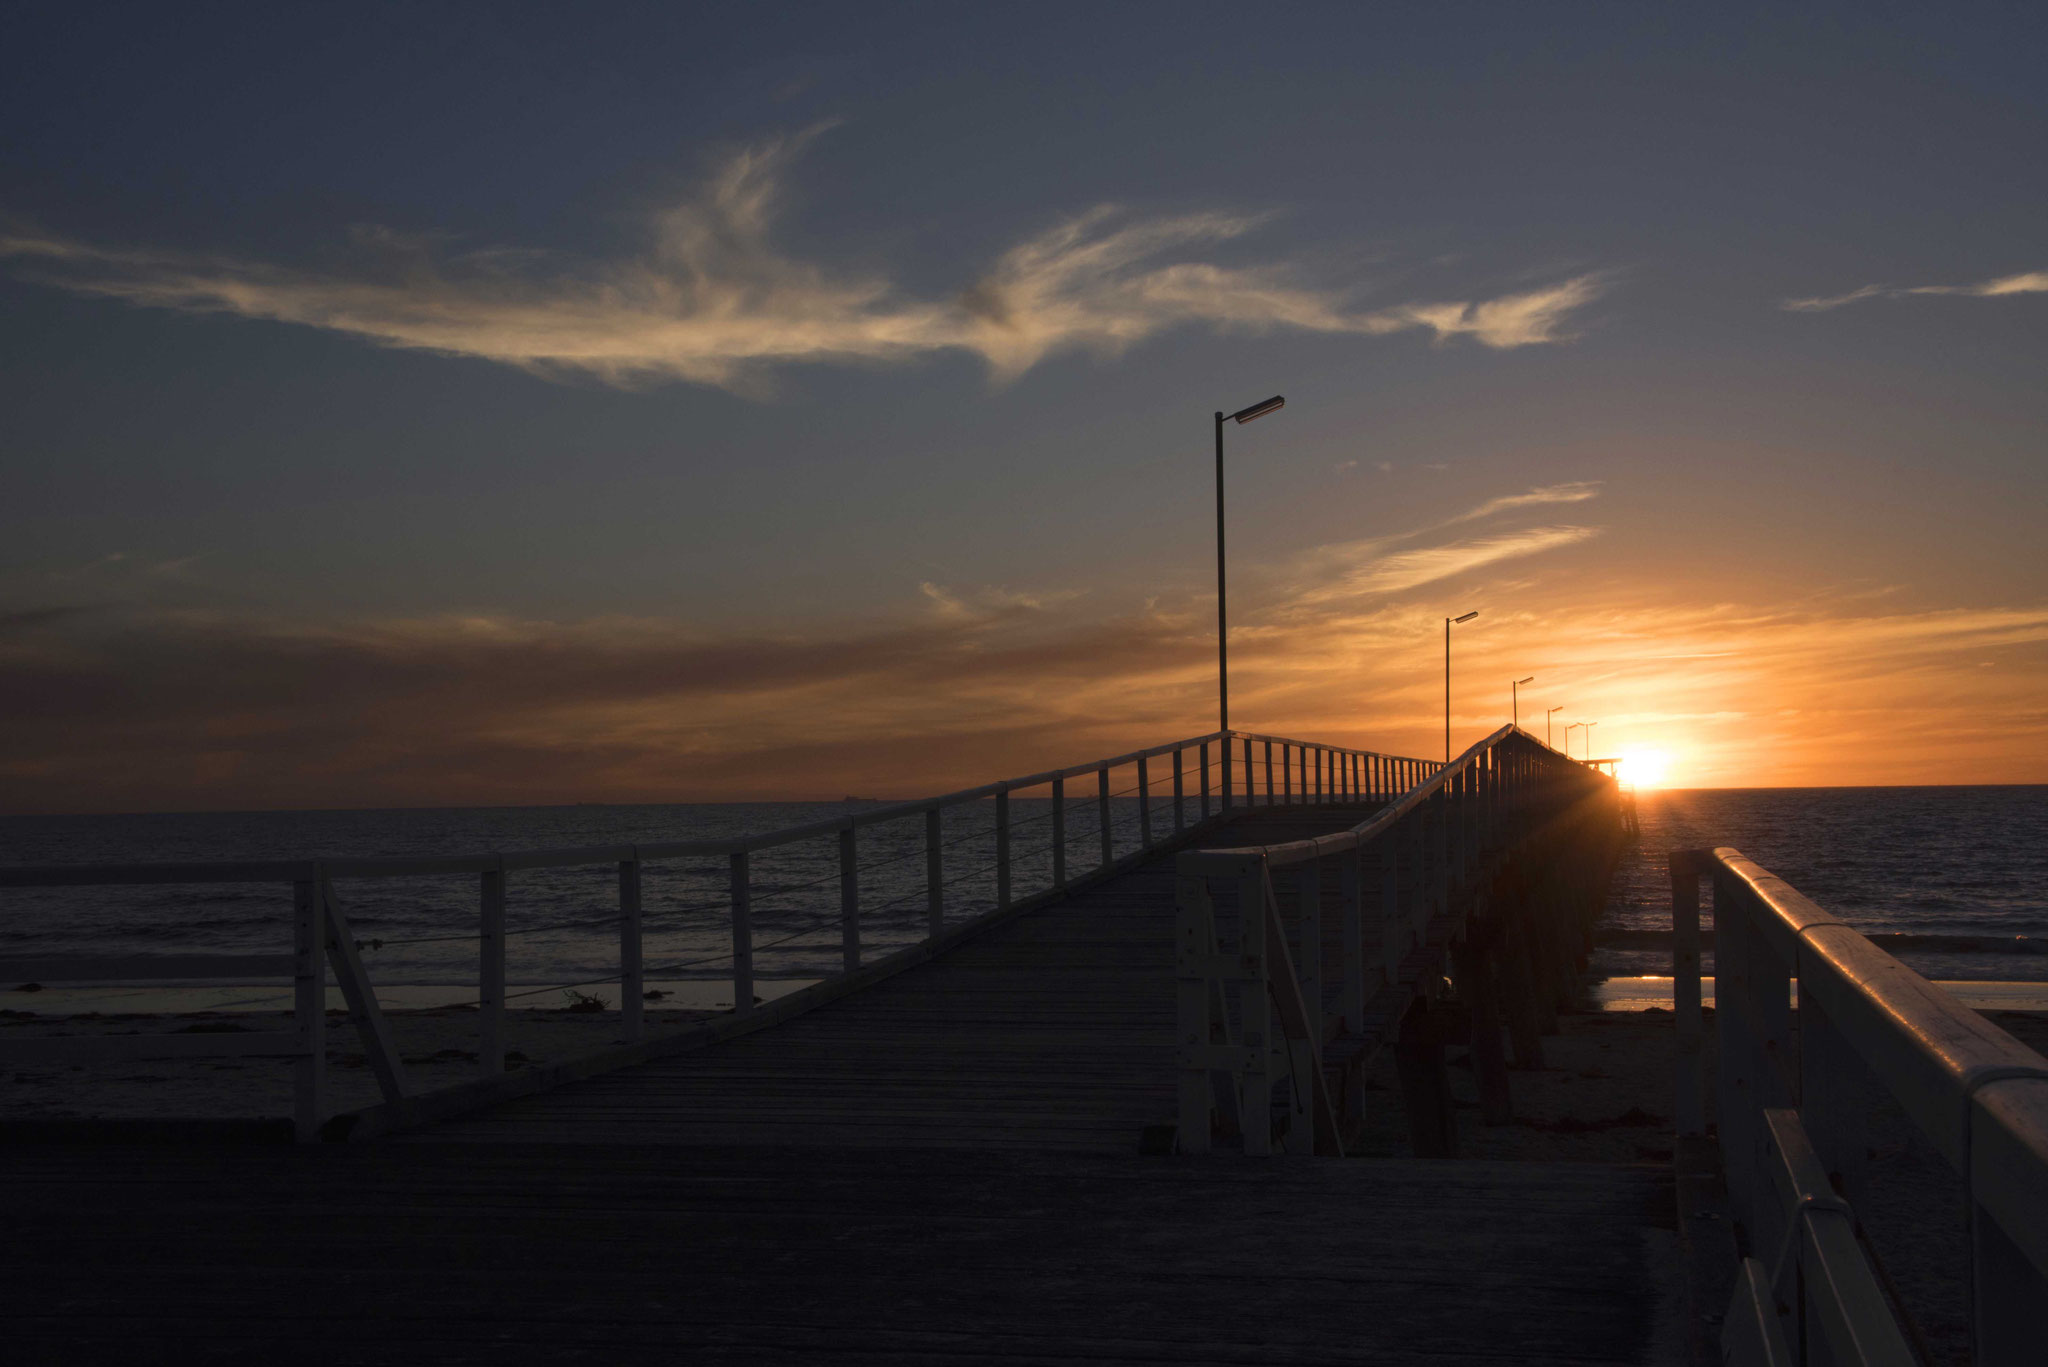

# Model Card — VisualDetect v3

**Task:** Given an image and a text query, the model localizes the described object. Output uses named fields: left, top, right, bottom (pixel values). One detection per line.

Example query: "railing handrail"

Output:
left=1686, top=846, right=2048, bottom=1236
left=1187, top=724, right=1593, bottom=871
left=1678, top=845, right=2048, bottom=1364
left=1174, top=722, right=1619, bottom=1155
left=3, top=724, right=1431, bottom=1141
left=0, top=729, right=1435, bottom=888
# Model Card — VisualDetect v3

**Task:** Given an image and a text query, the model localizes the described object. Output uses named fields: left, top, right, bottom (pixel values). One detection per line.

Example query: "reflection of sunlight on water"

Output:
left=1616, top=748, right=1670, bottom=788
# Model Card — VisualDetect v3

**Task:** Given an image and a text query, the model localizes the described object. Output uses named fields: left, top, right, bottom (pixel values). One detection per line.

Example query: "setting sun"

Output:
left=1616, top=749, right=1672, bottom=788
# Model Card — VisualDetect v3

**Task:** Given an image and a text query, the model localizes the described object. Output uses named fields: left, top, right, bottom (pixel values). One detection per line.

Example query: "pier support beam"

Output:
left=1395, top=995, right=1459, bottom=1158
left=1453, top=932, right=1513, bottom=1126
left=1495, top=863, right=1549, bottom=1070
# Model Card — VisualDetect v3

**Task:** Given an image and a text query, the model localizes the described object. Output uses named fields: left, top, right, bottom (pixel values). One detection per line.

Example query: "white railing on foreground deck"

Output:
left=1, top=729, right=1435, bottom=1141
left=1674, top=848, right=2048, bottom=1367
left=1175, top=725, right=1614, bottom=1156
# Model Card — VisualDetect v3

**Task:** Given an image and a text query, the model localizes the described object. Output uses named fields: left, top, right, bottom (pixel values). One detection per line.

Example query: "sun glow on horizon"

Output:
left=1617, top=748, right=1672, bottom=788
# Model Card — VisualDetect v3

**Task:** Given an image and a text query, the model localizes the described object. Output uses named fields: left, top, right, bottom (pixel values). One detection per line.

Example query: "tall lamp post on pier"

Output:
left=1213, top=395, right=1285, bottom=737
left=1566, top=721, right=1585, bottom=758
left=1547, top=705, right=1564, bottom=749
left=1582, top=721, right=1598, bottom=762
left=1512, top=676, right=1534, bottom=728
left=1445, top=609, right=1478, bottom=763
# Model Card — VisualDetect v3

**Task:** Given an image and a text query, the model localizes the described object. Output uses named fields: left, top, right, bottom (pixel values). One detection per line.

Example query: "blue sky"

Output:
left=3, top=2, right=2046, bottom=809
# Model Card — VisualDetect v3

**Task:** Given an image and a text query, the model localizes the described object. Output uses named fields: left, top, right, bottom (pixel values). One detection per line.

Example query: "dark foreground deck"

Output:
left=3, top=1142, right=1677, bottom=1365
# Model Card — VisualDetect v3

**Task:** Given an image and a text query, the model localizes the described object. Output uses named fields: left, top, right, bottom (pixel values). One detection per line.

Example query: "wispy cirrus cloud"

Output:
left=1285, top=525, right=1603, bottom=608
left=1443, top=480, right=1604, bottom=525
left=1267, top=479, right=1605, bottom=614
left=1783, top=268, right=2048, bottom=312
left=1, top=127, right=1607, bottom=393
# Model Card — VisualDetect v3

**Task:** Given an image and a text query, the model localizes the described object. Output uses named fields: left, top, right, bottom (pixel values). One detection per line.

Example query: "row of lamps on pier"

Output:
left=1213, top=394, right=1598, bottom=766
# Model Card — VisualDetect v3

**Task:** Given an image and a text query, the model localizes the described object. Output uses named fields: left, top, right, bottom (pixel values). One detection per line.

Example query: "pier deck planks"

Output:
left=1, top=1143, right=1675, bottom=1365
left=423, top=805, right=1393, bottom=1150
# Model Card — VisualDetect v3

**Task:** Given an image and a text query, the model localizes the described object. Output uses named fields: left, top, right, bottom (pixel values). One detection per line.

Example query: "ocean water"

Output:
left=0, top=794, right=1167, bottom=1002
left=4, top=785, right=2044, bottom=1005
left=1601, top=785, right=2048, bottom=982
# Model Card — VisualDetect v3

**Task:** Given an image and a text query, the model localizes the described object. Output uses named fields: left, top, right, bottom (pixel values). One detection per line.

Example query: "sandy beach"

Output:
left=2, top=1003, right=716, bottom=1122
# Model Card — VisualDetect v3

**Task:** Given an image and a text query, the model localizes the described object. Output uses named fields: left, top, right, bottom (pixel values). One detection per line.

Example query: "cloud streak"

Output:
left=1443, top=480, right=1604, bottom=525
left=1285, top=525, right=1602, bottom=608
left=2, top=129, right=1606, bottom=393
left=1783, top=269, right=2048, bottom=312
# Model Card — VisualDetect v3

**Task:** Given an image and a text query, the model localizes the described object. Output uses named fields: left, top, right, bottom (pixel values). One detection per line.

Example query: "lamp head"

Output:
left=1452, top=611, right=1479, bottom=624
left=1515, top=675, right=1535, bottom=685
left=1229, top=395, right=1285, bottom=424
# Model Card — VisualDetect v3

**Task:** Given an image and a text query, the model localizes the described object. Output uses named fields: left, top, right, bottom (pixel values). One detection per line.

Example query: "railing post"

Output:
left=729, top=851, right=753, bottom=1017
left=1052, top=776, right=1067, bottom=888
left=996, top=786, right=1012, bottom=909
left=1222, top=732, right=1233, bottom=810
left=1172, top=749, right=1185, bottom=833
left=292, top=872, right=326, bottom=1143
left=1670, top=853, right=1703, bottom=1137
left=1382, top=823, right=1404, bottom=985
left=1242, top=737, right=1254, bottom=809
left=480, top=861, right=506, bottom=1075
left=1455, top=767, right=1471, bottom=886
left=1241, top=865, right=1273, bottom=1156
left=1297, top=857, right=1323, bottom=1048
left=1715, top=874, right=1762, bottom=1217
left=1138, top=755, right=1153, bottom=848
left=1264, top=740, right=1275, bottom=805
left=1200, top=742, right=1211, bottom=817
left=925, top=807, right=944, bottom=936
left=840, top=825, right=861, bottom=970
left=1974, top=1191, right=2047, bottom=1366
left=1341, top=848, right=1364, bottom=1035
left=620, top=855, right=643, bottom=1042
left=1282, top=744, right=1293, bottom=803
left=1176, top=867, right=1216, bottom=1154
left=1097, top=767, right=1113, bottom=869
left=1435, top=787, right=1451, bottom=911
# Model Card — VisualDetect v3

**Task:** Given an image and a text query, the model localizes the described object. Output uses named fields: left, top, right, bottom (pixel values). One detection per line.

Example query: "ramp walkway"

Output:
left=422, top=805, right=1375, bottom=1149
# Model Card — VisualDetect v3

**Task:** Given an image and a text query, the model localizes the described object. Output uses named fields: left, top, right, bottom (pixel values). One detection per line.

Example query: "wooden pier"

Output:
left=11, top=724, right=2048, bottom=1363
left=4, top=729, right=1681, bottom=1363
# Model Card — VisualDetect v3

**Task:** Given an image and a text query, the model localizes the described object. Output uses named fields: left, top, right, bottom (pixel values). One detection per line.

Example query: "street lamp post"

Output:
left=1213, top=395, right=1285, bottom=738
left=1582, top=721, right=1598, bottom=762
left=1566, top=721, right=1585, bottom=759
left=1546, top=705, right=1563, bottom=749
left=1445, top=610, right=1478, bottom=763
left=1512, top=676, right=1534, bottom=728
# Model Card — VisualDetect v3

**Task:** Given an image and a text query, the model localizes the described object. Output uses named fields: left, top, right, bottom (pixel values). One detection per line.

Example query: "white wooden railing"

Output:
left=1175, top=725, right=1619, bottom=1156
left=1, top=729, right=1430, bottom=1141
left=1673, top=848, right=2048, bottom=1367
